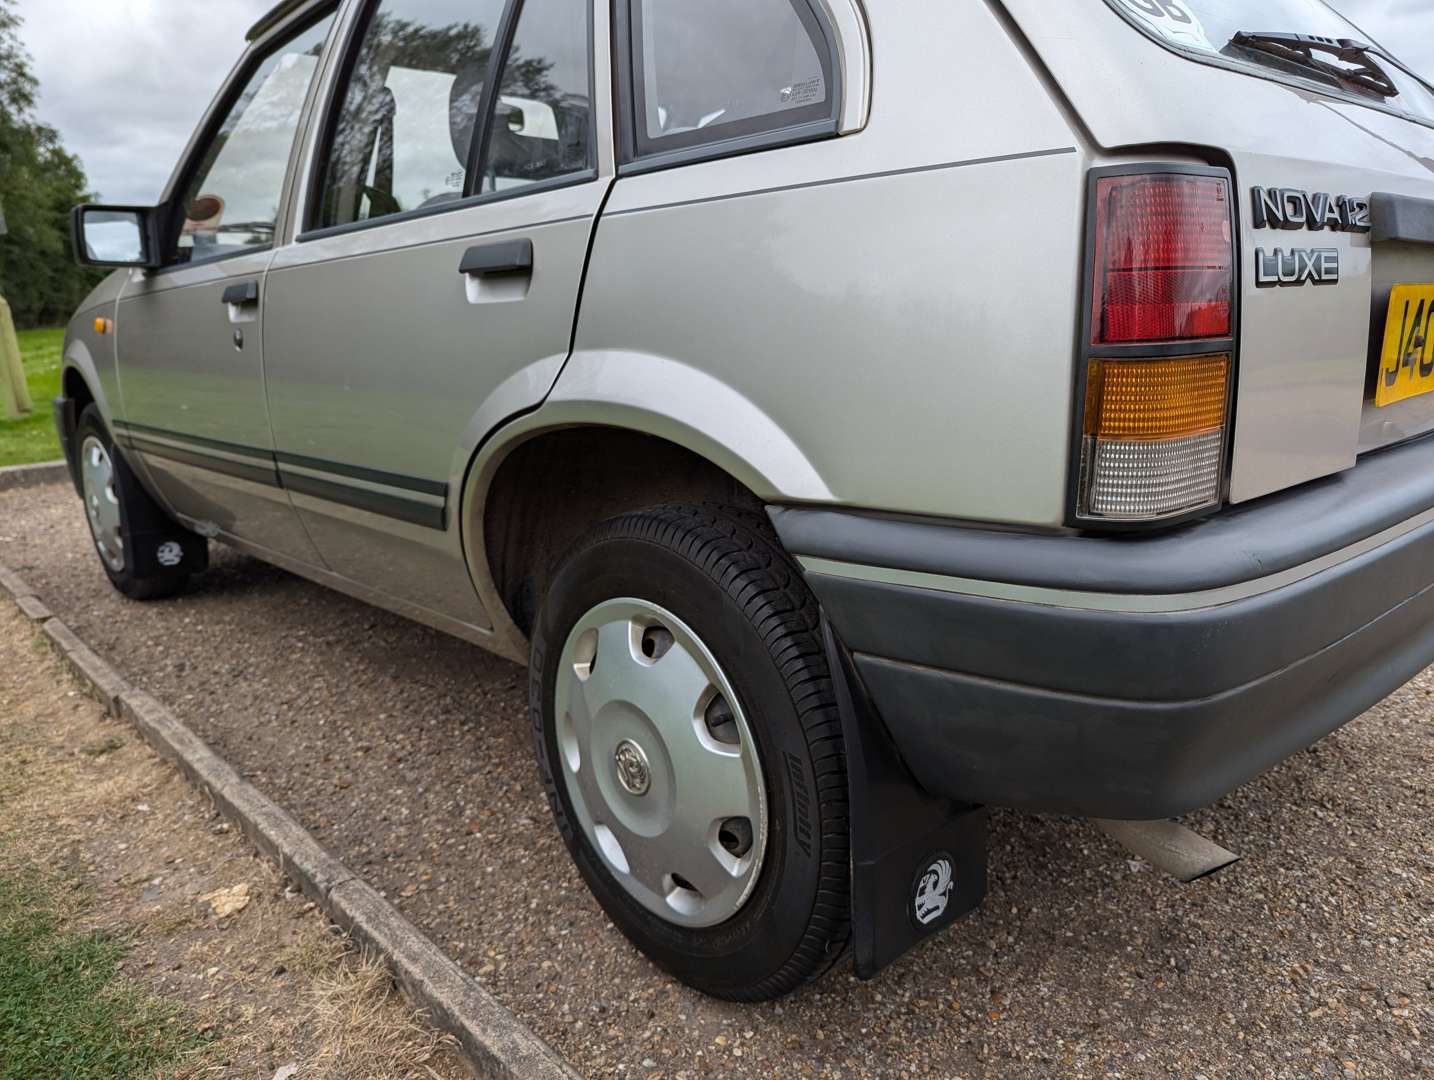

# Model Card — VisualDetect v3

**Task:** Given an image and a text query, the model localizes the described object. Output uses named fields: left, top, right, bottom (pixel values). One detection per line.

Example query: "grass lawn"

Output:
left=0, top=869, right=206, bottom=1079
left=0, top=327, right=64, bottom=468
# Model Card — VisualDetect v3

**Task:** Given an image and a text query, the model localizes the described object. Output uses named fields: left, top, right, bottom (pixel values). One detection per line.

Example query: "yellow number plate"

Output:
left=1375, top=284, right=1434, bottom=408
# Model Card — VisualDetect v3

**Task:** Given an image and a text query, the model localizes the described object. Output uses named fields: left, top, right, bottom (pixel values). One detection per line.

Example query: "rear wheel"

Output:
left=530, top=504, right=850, bottom=999
left=75, top=406, right=194, bottom=601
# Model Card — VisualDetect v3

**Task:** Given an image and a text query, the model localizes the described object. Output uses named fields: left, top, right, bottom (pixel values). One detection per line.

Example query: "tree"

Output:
left=0, top=0, right=103, bottom=329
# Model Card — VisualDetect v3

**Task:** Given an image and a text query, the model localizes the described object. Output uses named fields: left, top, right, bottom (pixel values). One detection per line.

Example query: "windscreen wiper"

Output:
left=1229, top=32, right=1398, bottom=99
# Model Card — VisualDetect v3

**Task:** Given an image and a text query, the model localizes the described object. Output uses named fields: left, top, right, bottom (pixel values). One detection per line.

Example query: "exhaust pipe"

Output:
left=1094, top=819, right=1239, bottom=883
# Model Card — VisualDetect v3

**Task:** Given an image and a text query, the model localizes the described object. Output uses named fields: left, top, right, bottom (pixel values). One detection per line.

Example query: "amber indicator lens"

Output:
left=1083, top=355, right=1230, bottom=439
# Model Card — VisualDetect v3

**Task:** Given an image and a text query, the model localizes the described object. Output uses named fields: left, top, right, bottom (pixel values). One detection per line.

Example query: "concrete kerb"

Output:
left=0, top=460, right=69, bottom=493
left=0, top=557, right=581, bottom=1080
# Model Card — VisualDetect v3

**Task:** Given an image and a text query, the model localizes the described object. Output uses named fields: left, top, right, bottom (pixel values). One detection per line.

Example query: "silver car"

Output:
left=61, top=0, right=1434, bottom=998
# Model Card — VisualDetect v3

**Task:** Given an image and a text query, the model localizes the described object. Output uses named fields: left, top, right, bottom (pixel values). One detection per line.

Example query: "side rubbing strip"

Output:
left=114, top=419, right=276, bottom=462
left=274, top=451, right=447, bottom=498
left=124, top=435, right=282, bottom=487
left=113, top=419, right=449, bottom=530
left=281, top=471, right=447, bottom=530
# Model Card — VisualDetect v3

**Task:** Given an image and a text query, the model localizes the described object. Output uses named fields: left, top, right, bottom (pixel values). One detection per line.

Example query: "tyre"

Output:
left=75, top=405, right=199, bottom=601
left=530, top=504, right=850, bottom=999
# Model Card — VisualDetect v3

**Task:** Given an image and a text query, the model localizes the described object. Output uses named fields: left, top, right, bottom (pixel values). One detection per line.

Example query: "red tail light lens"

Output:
left=1091, top=173, right=1233, bottom=345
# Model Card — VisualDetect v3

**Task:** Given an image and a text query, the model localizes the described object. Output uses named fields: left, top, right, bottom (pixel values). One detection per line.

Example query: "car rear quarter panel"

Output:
left=567, top=0, right=1086, bottom=526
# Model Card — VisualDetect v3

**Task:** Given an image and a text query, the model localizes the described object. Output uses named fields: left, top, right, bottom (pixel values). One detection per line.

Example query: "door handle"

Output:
left=221, top=280, right=260, bottom=305
left=458, top=239, right=533, bottom=277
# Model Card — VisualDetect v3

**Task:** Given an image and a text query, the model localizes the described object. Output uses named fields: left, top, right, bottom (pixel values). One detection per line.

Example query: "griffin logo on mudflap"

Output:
left=912, top=855, right=955, bottom=927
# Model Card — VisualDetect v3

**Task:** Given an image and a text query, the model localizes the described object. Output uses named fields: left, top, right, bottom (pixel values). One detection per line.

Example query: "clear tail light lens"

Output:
left=1074, top=168, right=1237, bottom=526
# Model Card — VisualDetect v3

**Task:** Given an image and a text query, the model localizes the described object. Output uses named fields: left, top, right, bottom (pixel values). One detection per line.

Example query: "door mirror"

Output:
left=72, top=205, right=162, bottom=269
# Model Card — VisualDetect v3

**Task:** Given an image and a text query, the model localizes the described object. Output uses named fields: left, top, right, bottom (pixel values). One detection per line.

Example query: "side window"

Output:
left=315, top=0, right=593, bottom=230
left=175, top=15, right=335, bottom=265
left=317, top=0, right=509, bottom=230
left=477, top=0, right=593, bottom=194
left=628, top=0, right=835, bottom=160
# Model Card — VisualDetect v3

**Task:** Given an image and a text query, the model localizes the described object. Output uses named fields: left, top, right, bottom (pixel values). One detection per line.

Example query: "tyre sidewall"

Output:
left=532, top=534, right=830, bottom=994
left=75, top=407, right=132, bottom=594
left=75, top=406, right=183, bottom=600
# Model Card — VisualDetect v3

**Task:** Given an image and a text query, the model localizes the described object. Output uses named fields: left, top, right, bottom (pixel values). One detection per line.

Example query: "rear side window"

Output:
left=315, top=0, right=508, bottom=230
left=626, top=0, right=836, bottom=161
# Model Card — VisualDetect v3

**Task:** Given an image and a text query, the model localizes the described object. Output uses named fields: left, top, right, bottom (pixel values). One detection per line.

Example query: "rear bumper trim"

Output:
left=770, top=431, right=1434, bottom=596
left=774, top=443, right=1434, bottom=819
left=800, top=495, right=1434, bottom=612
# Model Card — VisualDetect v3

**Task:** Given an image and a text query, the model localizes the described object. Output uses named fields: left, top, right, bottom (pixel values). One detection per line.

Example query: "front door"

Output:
left=263, top=0, right=608, bottom=625
left=115, top=10, right=337, bottom=563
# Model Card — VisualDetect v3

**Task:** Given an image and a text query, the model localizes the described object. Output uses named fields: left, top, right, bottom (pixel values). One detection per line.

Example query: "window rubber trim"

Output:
left=613, top=0, right=844, bottom=173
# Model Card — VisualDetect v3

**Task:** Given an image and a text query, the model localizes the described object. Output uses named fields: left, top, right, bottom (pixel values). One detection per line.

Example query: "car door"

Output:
left=263, top=0, right=609, bottom=625
left=114, top=8, right=338, bottom=563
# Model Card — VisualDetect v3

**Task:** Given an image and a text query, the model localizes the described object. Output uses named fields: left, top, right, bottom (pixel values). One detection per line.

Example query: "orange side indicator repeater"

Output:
left=93, top=317, right=113, bottom=335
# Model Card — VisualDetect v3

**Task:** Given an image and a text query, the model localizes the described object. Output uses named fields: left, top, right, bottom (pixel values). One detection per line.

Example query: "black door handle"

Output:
left=458, top=239, right=533, bottom=277
left=221, top=280, right=260, bottom=305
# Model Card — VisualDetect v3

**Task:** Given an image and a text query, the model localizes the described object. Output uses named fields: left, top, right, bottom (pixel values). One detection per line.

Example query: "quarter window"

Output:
left=628, top=0, right=835, bottom=159
left=174, top=14, right=335, bottom=265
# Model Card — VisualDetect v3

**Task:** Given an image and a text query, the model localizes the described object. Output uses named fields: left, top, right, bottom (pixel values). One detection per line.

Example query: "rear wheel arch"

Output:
left=466, top=423, right=772, bottom=645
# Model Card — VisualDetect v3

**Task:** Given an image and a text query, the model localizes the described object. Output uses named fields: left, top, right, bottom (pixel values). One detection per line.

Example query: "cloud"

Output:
left=1340, top=0, right=1434, bottom=80
left=18, top=0, right=271, bottom=203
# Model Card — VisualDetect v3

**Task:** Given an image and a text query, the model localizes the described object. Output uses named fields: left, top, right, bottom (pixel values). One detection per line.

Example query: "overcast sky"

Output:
left=13, top=0, right=1434, bottom=205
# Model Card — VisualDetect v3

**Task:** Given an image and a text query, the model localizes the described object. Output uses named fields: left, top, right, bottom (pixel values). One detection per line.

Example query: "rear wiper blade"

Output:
left=1228, top=31, right=1398, bottom=99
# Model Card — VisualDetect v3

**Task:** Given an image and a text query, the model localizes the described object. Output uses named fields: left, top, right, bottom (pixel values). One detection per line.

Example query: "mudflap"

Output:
left=822, top=618, right=987, bottom=979
left=52, top=395, right=80, bottom=497
left=112, top=444, right=209, bottom=579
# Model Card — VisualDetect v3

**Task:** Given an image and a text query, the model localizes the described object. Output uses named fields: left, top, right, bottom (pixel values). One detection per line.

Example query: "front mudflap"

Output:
left=822, top=618, right=987, bottom=978
left=113, top=443, right=209, bottom=579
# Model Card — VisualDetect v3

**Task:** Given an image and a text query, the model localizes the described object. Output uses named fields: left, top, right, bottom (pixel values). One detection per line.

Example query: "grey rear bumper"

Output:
left=772, top=435, right=1434, bottom=819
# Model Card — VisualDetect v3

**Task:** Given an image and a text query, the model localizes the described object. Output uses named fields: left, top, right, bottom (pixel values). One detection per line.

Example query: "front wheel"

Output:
left=75, top=405, right=199, bottom=601
left=530, top=505, right=850, bottom=1000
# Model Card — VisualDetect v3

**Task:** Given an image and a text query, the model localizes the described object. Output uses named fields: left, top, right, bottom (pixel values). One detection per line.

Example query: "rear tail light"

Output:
left=1074, top=167, right=1237, bottom=526
left=1091, top=173, right=1233, bottom=345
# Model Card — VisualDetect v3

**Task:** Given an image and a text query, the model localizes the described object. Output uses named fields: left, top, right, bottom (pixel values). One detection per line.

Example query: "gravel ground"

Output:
left=2, top=482, right=1431, bottom=1079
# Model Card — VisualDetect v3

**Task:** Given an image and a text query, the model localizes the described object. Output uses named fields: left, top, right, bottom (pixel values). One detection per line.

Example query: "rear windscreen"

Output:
left=1104, top=0, right=1434, bottom=126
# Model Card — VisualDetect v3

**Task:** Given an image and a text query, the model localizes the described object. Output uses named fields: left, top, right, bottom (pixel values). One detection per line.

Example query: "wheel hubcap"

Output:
left=554, top=598, right=768, bottom=928
left=80, top=435, right=125, bottom=573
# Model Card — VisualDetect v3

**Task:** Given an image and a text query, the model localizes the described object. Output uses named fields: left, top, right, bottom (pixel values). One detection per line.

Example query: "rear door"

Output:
left=114, top=9, right=337, bottom=562
left=263, top=0, right=608, bottom=625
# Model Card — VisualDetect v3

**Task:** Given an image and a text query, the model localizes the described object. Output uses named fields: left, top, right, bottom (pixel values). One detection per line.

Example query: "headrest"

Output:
left=449, top=55, right=490, bottom=164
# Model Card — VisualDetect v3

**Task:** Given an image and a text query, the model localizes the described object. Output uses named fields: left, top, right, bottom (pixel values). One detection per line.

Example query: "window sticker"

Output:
left=1112, top=0, right=1216, bottom=54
